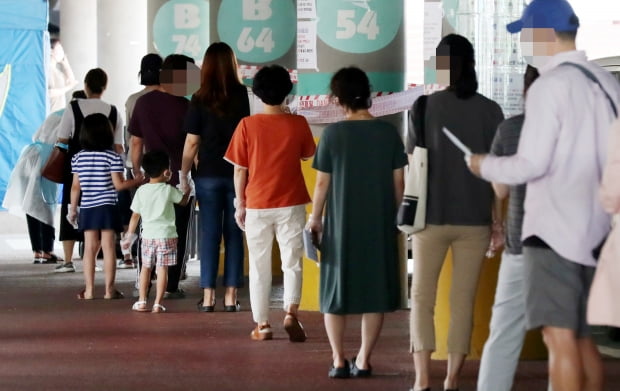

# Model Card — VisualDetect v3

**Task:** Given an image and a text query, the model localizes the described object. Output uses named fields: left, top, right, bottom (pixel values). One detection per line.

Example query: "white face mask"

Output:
left=522, top=53, right=552, bottom=69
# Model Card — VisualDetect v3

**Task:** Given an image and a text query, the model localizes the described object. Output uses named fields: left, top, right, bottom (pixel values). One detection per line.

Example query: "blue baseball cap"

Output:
left=506, top=0, right=580, bottom=34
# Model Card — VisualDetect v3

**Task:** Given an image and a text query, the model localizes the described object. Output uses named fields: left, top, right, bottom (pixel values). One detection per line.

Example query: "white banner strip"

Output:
left=293, top=86, right=424, bottom=124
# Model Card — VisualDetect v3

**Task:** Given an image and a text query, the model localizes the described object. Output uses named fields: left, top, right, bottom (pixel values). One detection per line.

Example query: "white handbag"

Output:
left=397, top=146, right=427, bottom=234
left=397, top=95, right=428, bottom=234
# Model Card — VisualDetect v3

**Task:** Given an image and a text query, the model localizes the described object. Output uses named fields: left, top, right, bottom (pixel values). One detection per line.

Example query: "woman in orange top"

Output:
left=225, top=65, right=316, bottom=342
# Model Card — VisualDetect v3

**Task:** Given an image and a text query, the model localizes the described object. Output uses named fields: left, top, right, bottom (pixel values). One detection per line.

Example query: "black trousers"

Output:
left=26, top=214, right=55, bottom=253
left=166, top=199, right=193, bottom=292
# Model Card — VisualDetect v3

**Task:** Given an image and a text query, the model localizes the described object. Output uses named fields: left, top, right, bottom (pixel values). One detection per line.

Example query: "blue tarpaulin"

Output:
left=0, top=0, right=48, bottom=205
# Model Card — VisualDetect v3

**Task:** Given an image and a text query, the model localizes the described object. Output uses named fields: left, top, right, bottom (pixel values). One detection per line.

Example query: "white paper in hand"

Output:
left=442, top=127, right=472, bottom=157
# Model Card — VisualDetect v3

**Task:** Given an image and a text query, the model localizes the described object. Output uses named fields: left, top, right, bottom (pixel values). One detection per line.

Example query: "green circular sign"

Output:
left=317, top=0, right=403, bottom=54
left=153, top=0, right=210, bottom=61
left=217, top=0, right=296, bottom=63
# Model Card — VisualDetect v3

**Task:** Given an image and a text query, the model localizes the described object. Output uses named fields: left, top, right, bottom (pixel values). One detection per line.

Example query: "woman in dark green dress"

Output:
left=306, top=67, right=407, bottom=379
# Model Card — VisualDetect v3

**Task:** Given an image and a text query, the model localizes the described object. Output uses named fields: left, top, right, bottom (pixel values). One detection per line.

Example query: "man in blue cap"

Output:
left=468, top=0, right=620, bottom=390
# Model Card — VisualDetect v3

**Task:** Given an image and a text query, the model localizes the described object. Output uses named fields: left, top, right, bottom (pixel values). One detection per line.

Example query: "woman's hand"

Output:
left=234, top=198, right=246, bottom=231
left=486, top=221, right=505, bottom=258
left=305, top=215, right=323, bottom=247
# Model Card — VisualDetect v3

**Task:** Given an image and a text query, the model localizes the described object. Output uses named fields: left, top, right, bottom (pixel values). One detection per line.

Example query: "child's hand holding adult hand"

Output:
left=121, top=233, right=138, bottom=251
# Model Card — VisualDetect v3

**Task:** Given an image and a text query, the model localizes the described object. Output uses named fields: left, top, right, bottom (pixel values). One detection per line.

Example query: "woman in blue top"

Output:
left=68, top=113, right=142, bottom=300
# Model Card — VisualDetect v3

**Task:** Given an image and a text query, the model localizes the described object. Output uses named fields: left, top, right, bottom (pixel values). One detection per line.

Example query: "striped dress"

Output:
left=71, top=150, right=124, bottom=208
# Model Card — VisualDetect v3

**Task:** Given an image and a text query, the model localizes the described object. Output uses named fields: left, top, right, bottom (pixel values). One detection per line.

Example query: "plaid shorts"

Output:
left=141, top=238, right=178, bottom=268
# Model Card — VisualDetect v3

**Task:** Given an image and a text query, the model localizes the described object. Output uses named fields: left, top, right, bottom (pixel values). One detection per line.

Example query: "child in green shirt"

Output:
left=122, top=150, right=190, bottom=313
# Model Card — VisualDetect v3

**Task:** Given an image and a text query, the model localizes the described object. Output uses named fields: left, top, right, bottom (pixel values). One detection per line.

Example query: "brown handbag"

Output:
left=41, top=146, right=67, bottom=183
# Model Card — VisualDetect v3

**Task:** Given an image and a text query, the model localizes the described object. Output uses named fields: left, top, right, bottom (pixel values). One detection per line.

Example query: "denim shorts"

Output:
left=78, top=204, right=122, bottom=232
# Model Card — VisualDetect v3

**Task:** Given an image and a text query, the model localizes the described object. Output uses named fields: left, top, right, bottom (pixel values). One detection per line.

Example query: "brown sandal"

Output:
left=283, top=313, right=307, bottom=342
left=77, top=289, right=94, bottom=300
left=104, top=290, right=124, bottom=300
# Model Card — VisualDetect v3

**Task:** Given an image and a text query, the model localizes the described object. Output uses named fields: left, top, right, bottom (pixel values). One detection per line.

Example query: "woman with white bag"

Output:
left=406, top=34, right=504, bottom=391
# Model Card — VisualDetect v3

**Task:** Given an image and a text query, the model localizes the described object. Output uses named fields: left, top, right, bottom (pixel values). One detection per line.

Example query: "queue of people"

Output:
left=4, top=0, right=620, bottom=387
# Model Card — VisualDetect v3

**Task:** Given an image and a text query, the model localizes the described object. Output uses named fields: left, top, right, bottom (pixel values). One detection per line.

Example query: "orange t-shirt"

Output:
left=224, top=113, right=316, bottom=209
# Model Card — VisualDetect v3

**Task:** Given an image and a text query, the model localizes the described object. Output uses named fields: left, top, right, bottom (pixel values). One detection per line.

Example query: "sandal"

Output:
left=41, top=253, right=62, bottom=264
left=104, top=290, right=124, bottom=300
left=132, top=300, right=149, bottom=312
left=77, top=289, right=94, bottom=300
left=152, top=303, right=166, bottom=313
left=283, top=313, right=307, bottom=342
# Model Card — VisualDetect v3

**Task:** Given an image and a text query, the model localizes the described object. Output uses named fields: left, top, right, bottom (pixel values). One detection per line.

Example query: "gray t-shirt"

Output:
left=490, top=114, right=526, bottom=254
left=407, top=90, right=504, bottom=225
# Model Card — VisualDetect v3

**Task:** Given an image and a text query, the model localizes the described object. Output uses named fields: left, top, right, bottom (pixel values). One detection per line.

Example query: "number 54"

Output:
left=336, top=9, right=379, bottom=40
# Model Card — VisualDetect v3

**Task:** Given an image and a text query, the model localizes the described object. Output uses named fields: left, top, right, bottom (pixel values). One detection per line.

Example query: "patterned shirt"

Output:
left=490, top=115, right=526, bottom=255
left=71, top=150, right=124, bottom=208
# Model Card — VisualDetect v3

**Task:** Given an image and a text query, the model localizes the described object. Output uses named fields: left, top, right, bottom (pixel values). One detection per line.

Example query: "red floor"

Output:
left=1, top=261, right=619, bottom=391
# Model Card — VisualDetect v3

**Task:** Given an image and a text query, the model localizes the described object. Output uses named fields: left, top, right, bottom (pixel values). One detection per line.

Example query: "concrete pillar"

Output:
left=294, top=0, right=407, bottom=311
left=97, top=0, right=147, bottom=120
left=59, top=0, right=97, bottom=94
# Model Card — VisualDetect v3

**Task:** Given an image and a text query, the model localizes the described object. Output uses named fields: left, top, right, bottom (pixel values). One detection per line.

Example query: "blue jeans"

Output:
left=195, top=177, right=244, bottom=288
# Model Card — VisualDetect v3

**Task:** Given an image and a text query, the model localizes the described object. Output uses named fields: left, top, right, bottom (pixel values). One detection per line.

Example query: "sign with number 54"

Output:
left=317, top=0, right=402, bottom=54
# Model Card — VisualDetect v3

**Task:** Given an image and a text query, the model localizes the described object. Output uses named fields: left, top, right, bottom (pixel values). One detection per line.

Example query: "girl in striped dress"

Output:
left=68, top=113, right=142, bottom=300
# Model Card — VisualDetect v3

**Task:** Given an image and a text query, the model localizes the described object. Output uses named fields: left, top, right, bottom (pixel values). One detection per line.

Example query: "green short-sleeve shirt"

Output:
left=130, top=183, right=183, bottom=239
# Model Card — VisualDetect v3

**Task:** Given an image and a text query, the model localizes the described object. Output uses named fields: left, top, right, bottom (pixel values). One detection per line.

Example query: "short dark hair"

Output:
left=555, top=29, right=578, bottom=42
left=84, top=68, right=108, bottom=94
left=142, top=150, right=170, bottom=178
left=329, top=67, right=372, bottom=111
left=437, top=34, right=478, bottom=99
left=252, top=65, right=293, bottom=105
left=80, top=113, right=114, bottom=151
left=140, top=53, right=163, bottom=86
left=523, top=65, right=540, bottom=95
left=71, top=90, right=87, bottom=100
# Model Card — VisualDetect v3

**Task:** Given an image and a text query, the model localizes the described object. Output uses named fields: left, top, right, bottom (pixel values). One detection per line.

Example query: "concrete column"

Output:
left=97, top=0, right=147, bottom=120
left=59, top=0, right=97, bottom=93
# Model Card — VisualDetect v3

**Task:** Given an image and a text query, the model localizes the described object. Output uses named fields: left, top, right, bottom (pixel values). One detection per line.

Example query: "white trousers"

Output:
left=478, top=251, right=527, bottom=391
left=245, top=205, right=305, bottom=324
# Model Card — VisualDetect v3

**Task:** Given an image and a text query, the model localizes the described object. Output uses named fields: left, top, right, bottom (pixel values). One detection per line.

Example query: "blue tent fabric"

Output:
left=0, top=0, right=48, bottom=205
left=0, top=0, right=48, bottom=30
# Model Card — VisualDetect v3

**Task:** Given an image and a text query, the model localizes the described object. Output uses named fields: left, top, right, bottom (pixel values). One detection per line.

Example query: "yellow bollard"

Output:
left=432, top=249, right=547, bottom=359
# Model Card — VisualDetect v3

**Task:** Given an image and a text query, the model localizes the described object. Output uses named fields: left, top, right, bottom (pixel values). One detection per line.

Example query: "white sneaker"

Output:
left=54, top=263, right=75, bottom=273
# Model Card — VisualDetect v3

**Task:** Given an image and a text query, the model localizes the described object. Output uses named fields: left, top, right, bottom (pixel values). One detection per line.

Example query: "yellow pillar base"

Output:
left=432, top=249, right=547, bottom=360
left=300, top=155, right=320, bottom=311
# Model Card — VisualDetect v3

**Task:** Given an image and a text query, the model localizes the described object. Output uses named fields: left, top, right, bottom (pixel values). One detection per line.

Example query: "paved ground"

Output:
left=1, top=211, right=619, bottom=391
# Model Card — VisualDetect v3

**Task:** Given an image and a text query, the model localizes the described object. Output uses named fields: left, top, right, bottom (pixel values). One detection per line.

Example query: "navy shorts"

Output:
left=79, top=204, right=123, bottom=233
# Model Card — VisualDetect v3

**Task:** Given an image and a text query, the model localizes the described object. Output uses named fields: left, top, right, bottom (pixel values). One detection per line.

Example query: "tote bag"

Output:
left=587, top=222, right=620, bottom=327
left=40, top=146, right=67, bottom=183
left=397, top=95, right=428, bottom=234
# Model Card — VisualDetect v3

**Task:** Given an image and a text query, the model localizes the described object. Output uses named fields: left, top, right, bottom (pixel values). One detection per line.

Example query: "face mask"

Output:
left=520, top=28, right=555, bottom=70
left=522, top=53, right=552, bottom=69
